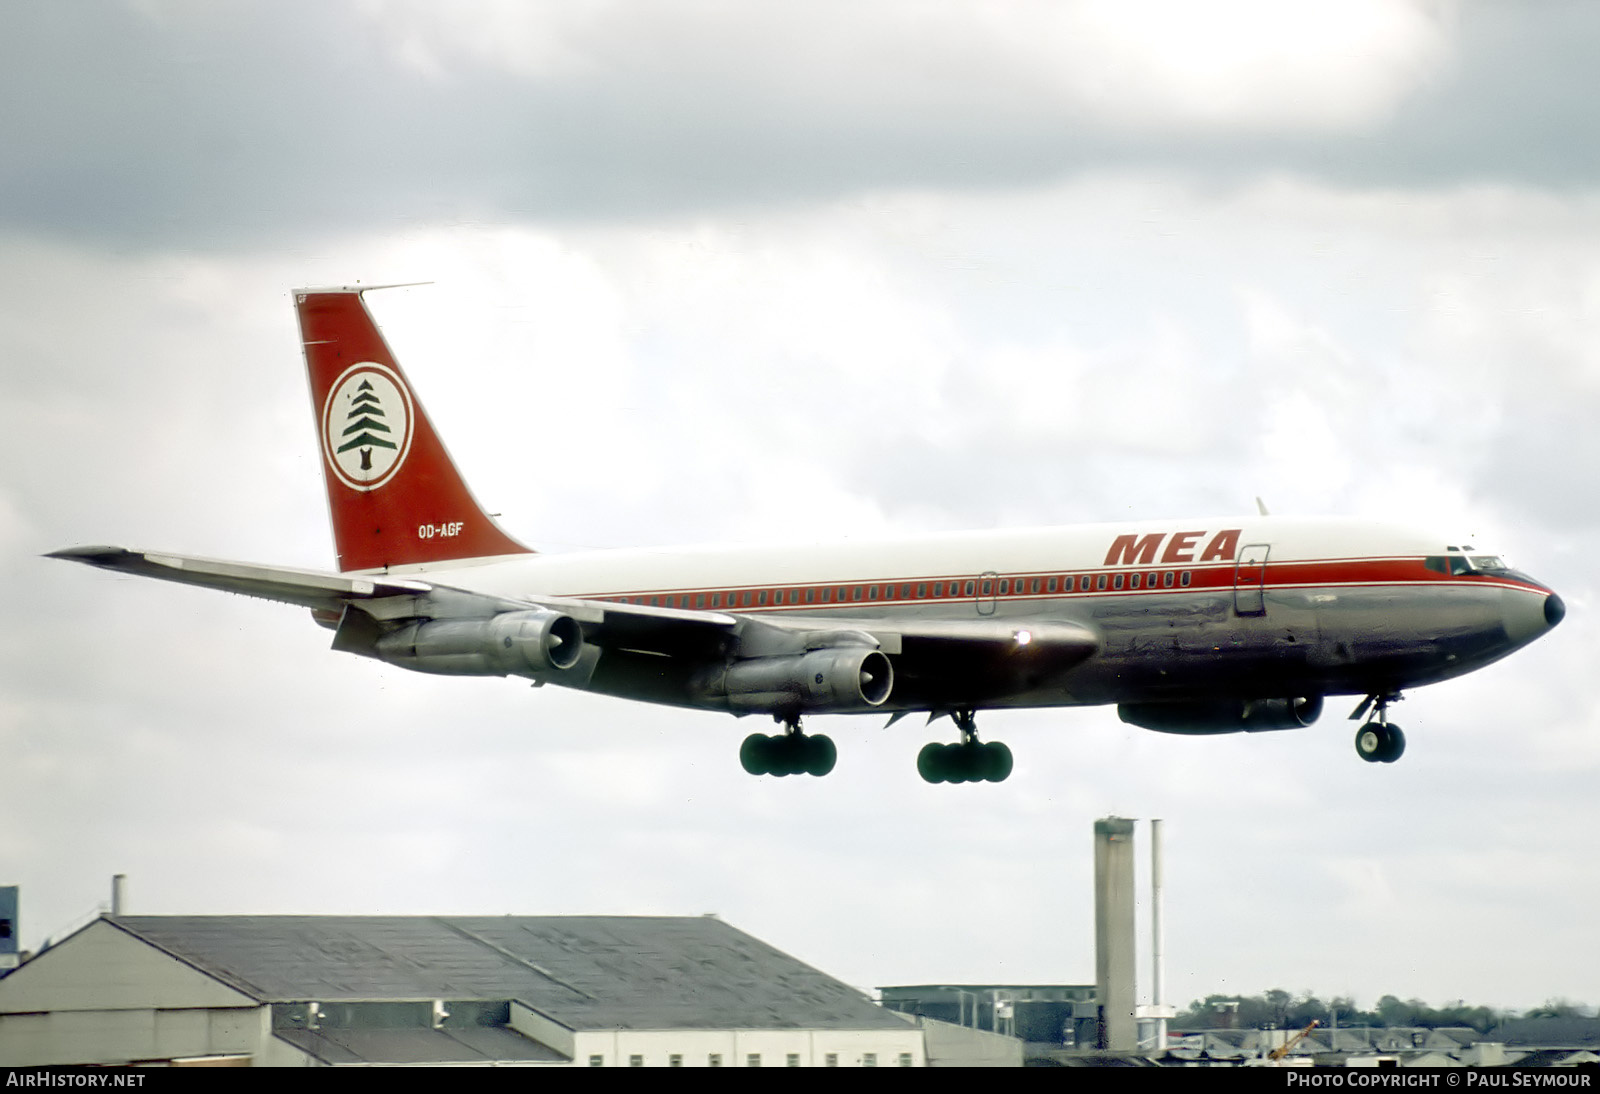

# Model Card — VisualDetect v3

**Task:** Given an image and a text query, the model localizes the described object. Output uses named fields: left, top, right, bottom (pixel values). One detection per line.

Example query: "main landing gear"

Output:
left=1350, top=692, right=1406, bottom=764
left=917, top=709, right=1013, bottom=784
left=740, top=715, right=837, bottom=777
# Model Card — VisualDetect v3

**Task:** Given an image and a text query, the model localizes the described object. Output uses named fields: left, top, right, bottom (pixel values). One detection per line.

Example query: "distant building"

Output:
left=0, top=915, right=925, bottom=1067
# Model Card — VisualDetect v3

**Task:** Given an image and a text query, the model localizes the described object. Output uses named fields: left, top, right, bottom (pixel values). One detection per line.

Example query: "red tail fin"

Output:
left=295, top=288, right=533, bottom=573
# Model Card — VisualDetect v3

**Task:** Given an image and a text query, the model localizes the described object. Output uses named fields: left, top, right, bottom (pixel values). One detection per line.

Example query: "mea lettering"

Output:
left=1104, top=529, right=1240, bottom=567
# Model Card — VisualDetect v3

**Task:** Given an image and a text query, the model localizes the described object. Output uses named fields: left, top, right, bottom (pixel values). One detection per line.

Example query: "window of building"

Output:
left=863, top=1053, right=878, bottom=1067
left=669, top=1055, right=682, bottom=1067
left=786, top=1054, right=801, bottom=1067
left=708, top=1054, right=722, bottom=1067
left=898, top=1053, right=913, bottom=1067
left=747, top=1053, right=762, bottom=1067
left=588, top=1055, right=604, bottom=1066
left=629, top=1055, right=644, bottom=1067
left=825, top=1053, right=838, bottom=1067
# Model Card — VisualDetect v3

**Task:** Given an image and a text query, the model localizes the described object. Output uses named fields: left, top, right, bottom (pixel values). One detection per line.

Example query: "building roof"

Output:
left=108, top=915, right=910, bottom=1033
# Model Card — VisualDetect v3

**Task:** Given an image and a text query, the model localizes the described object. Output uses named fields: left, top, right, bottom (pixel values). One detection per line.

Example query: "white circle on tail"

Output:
left=321, top=362, right=415, bottom=492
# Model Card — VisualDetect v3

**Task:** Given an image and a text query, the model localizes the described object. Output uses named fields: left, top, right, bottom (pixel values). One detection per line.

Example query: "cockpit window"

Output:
left=1470, top=555, right=1507, bottom=572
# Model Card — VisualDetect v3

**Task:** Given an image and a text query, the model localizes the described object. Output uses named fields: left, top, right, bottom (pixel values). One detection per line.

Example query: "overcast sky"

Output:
left=2, top=1, right=1596, bottom=1017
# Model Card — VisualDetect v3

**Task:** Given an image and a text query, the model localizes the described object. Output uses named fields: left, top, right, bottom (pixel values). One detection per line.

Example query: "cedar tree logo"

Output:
left=321, top=362, right=415, bottom=492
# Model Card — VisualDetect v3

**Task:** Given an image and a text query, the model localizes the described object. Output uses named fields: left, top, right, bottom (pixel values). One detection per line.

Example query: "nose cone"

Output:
left=1502, top=586, right=1563, bottom=646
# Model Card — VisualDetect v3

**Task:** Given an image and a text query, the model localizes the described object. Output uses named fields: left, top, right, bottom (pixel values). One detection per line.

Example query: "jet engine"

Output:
left=714, top=647, right=894, bottom=715
left=374, top=609, right=584, bottom=677
left=1117, top=695, right=1324, bottom=734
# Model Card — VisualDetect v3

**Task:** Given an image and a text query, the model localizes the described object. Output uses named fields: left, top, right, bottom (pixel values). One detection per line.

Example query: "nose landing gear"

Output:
left=1350, top=692, right=1406, bottom=764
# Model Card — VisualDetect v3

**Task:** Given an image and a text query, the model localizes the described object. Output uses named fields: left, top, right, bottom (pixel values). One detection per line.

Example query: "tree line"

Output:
left=1173, top=991, right=1595, bottom=1033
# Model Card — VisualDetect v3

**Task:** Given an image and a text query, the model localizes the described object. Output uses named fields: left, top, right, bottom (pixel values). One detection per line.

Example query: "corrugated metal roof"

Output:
left=274, top=1026, right=569, bottom=1065
left=109, top=915, right=911, bottom=1032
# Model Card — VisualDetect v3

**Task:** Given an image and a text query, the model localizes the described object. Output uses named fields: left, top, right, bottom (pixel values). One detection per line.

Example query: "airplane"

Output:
left=50, top=287, right=1566, bottom=784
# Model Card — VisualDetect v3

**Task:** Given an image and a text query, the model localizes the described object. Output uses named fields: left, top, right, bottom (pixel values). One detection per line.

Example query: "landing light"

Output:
left=1014, top=629, right=1032, bottom=646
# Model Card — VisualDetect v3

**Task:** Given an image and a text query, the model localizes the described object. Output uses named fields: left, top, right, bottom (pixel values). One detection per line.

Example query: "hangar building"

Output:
left=0, top=914, right=925, bottom=1067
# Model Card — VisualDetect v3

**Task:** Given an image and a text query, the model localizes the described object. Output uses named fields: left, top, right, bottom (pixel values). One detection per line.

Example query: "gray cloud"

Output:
left=6, top=3, right=1600, bottom=249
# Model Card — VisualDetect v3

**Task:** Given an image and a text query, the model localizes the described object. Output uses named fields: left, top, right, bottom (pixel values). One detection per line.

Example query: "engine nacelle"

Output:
left=716, top=647, right=894, bottom=715
left=1118, top=695, right=1324, bottom=735
left=375, top=610, right=584, bottom=677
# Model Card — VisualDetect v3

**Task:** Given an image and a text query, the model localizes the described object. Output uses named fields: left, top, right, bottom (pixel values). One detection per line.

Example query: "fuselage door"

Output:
left=977, top=570, right=998, bottom=616
left=1233, top=544, right=1270, bottom=616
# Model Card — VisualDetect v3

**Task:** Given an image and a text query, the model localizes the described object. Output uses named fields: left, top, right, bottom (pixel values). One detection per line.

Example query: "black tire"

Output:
left=1379, top=724, right=1406, bottom=764
left=984, top=741, right=1014, bottom=782
left=1354, top=723, right=1386, bottom=763
left=805, top=734, right=838, bottom=777
left=917, top=742, right=947, bottom=783
left=739, top=732, right=770, bottom=775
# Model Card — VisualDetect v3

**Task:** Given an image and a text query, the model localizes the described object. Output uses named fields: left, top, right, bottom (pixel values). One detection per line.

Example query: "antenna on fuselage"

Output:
left=1255, top=497, right=1271, bottom=516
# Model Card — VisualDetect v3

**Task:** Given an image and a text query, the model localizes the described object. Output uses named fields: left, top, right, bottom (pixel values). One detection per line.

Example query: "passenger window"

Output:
left=821, top=588, right=832, bottom=603
left=1163, top=571, right=1174, bottom=587
left=1130, top=574, right=1140, bottom=589
left=756, top=591, right=766, bottom=606
left=998, top=579, right=1008, bottom=595
left=933, top=582, right=943, bottom=597
left=868, top=586, right=879, bottom=600
left=696, top=594, right=705, bottom=608
left=1031, top=578, right=1040, bottom=594
left=1047, top=577, right=1057, bottom=593
left=1079, top=575, right=1091, bottom=592
left=964, top=580, right=975, bottom=596
left=917, top=583, right=927, bottom=598
left=1113, top=574, right=1123, bottom=590
left=981, top=580, right=993, bottom=596
left=1181, top=571, right=1192, bottom=587
left=1095, top=574, right=1106, bottom=591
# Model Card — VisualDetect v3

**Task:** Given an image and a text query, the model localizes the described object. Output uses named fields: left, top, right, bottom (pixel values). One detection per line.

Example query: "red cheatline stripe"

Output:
left=562, top=556, right=1546, bottom=610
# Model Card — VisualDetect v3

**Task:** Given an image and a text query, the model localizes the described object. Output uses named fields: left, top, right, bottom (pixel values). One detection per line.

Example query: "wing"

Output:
left=47, top=545, right=739, bottom=674
left=51, top=546, right=1099, bottom=709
